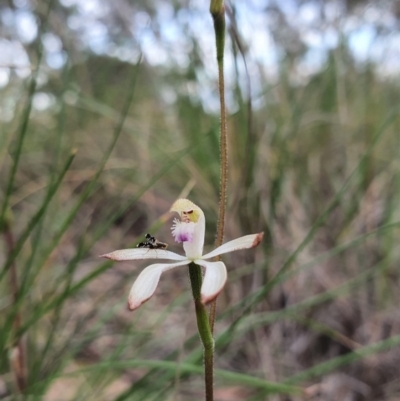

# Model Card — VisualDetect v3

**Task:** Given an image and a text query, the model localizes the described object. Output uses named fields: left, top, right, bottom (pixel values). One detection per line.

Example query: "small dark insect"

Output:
left=137, top=233, right=168, bottom=250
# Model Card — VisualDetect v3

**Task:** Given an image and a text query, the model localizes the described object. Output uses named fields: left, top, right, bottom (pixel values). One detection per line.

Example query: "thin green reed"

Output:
left=8, top=61, right=141, bottom=362
left=0, top=6, right=48, bottom=389
left=0, top=1, right=52, bottom=310
left=0, top=151, right=76, bottom=353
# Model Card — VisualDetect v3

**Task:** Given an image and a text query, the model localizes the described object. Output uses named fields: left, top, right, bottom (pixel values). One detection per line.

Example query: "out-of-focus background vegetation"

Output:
left=1, top=0, right=400, bottom=400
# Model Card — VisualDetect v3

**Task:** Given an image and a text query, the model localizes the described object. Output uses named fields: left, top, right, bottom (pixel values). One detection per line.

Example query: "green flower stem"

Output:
left=188, top=263, right=214, bottom=401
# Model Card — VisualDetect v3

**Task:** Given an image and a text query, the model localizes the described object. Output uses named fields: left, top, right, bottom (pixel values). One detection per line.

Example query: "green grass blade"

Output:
left=284, top=334, right=400, bottom=385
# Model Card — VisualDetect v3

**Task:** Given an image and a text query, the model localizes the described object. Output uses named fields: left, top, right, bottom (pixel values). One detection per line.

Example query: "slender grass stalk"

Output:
left=283, top=333, right=400, bottom=385
left=0, top=0, right=51, bottom=231
left=0, top=150, right=76, bottom=283
left=2, top=221, right=25, bottom=392
left=223, top=104, right=399, bottom=319
left=35, top=359, right=303, bottom=395
left=0, top=150, right=76, bottom=357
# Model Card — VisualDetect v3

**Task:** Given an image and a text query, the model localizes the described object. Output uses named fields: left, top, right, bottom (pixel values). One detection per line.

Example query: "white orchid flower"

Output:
left=101, top=199, right=263, bottom=311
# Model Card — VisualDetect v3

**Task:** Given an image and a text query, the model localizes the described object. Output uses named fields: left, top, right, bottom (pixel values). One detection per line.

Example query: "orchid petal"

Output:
left=101, top=248, right=186, bottom=261
left=128, top=260, right=189, bottom=310
left=194, top=259, right=227, bottom=304
left=201, top=232, right=264, bottom=260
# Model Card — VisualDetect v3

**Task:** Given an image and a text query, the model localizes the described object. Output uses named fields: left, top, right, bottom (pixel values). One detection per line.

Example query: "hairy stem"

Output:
left=210, top=0, right=227, bottom=248
left=209, top=0, right=227, bottom=333
left=188, top=263, right=214, bottom=401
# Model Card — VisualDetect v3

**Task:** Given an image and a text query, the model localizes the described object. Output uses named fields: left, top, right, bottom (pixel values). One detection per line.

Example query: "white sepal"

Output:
left=201, top=233, right=264, bottom=260
left=101, top=248, right=186, bottom=261
left=128, top=260, right=189, bottom=310
left=194, top=259, right=227, bottom=304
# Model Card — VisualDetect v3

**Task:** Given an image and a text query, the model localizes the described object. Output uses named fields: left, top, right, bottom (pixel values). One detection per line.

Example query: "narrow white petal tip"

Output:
left=201, top=287, right=225, bottom=305
left=127, top=297, right=149, bottom=311
left=253, top=232, right=264, bottom=248
left=100, top=253, right=114, bottom=260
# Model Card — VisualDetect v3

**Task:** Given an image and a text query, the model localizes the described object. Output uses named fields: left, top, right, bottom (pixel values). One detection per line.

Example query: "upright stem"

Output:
left=2, top=220, right=26, bottom=393
left=188, top=263, right=214, bottom=401
left=209, top=0, right=227, bottom=332
left=210, top=1, right=227, bottom=248
left=193, top=3, right=226, bottom=399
